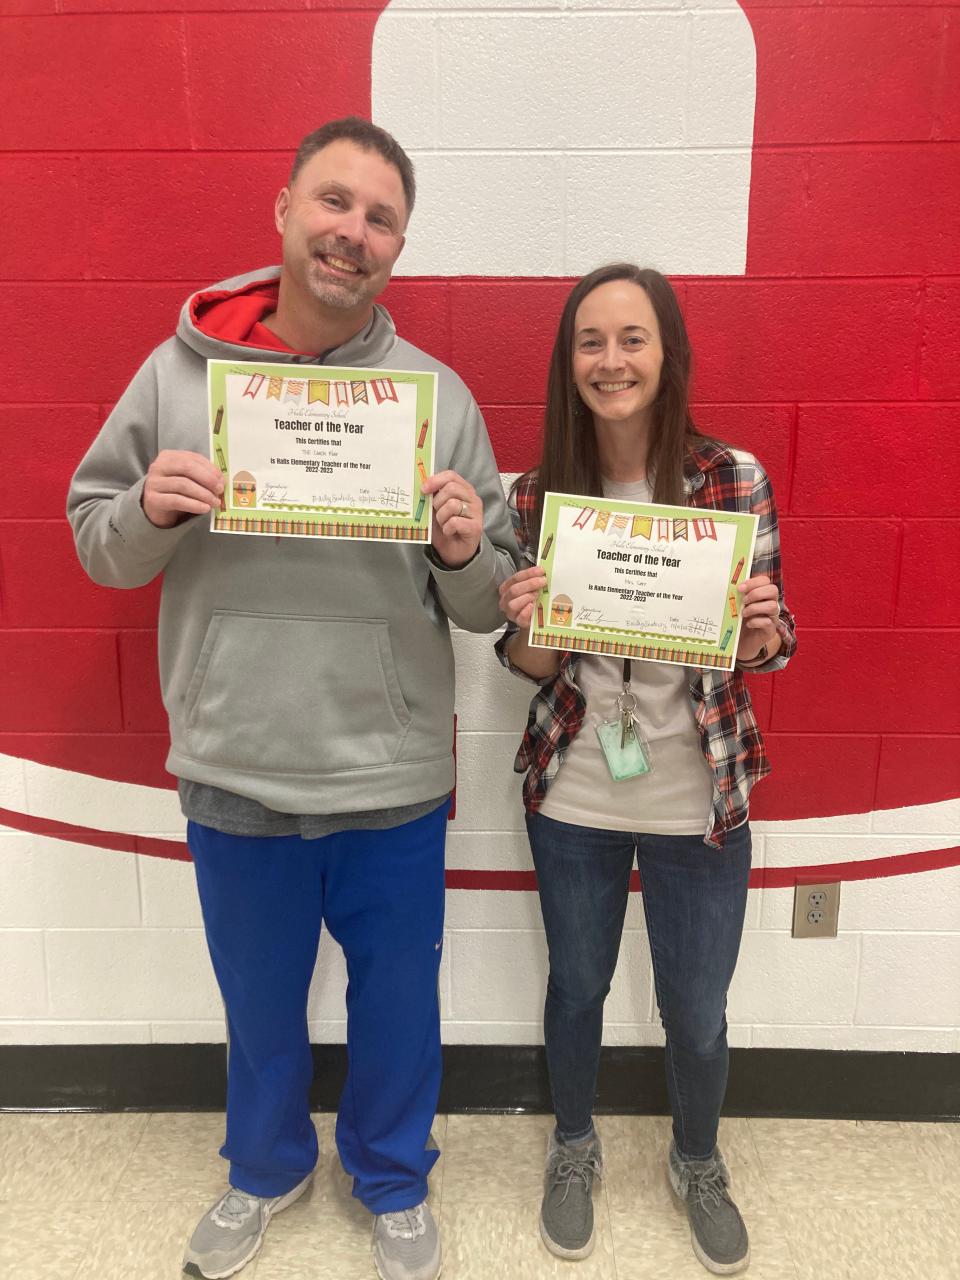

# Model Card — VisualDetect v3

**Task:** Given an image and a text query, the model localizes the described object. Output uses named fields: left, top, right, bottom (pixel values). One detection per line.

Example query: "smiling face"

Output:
left=572, top=280, right=664, bottom=435
left=274, top=139, right=407, bottom=320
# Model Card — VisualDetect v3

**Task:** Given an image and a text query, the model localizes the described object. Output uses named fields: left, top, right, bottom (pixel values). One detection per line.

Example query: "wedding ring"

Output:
left=460, top=500, right=468, bottom=518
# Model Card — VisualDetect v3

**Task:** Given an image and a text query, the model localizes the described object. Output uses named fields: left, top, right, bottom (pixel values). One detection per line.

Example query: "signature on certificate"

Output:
left=260, top=483, right=289, bottom=503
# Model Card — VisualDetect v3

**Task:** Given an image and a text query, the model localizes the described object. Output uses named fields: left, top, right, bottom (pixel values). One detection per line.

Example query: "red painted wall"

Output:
left=0, top=1, right=957, bottom=833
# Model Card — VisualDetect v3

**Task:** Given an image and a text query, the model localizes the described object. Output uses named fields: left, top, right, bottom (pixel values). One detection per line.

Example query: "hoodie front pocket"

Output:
left=183, top=612, right=411, bottom=775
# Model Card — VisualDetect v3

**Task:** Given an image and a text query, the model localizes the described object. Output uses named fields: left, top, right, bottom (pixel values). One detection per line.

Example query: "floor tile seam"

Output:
left=600, top=1173, right=625, bottom=1279
left=67, top=1201, right=113, bottom=1280
left=431, top=1113, right=448, bottom=1218
left=752, top=1197, right=804, bottom=1280
left=93, top=1111, right=152, bottom=1201
left=929, top=1185, right=959, bottom=1220
left=0, top=1196, right=120, bottom=1206
left=741, top=1116, right=777, bottom=1199
left=754, top=1183, right=947, bottom=1211
left=0, top=1191, right=129, bottom=1205
left=930, top=1127, right=960, bottom=1162
left=93, top=1193, right=216, bottom=1205
left=744, top=1117, right=809, bottom=1203
left=432, top=1184, right=544, bottom=1201
left=432, top=1162, right=445, bottom=1222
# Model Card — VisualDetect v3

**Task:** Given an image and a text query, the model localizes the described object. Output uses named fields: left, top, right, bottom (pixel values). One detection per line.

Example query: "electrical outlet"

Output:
left=792, top=880, right=840, bottom=938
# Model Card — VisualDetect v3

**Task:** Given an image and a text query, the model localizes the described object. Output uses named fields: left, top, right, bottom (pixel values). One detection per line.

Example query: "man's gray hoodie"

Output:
left=67, top=268, right=520, bottom=815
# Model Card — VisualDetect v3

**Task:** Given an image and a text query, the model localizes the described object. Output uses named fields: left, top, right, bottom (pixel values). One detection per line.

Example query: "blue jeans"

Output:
left=526, top=813, right=752, bottom=1161
left=188, top=802, right=447, bottom=1213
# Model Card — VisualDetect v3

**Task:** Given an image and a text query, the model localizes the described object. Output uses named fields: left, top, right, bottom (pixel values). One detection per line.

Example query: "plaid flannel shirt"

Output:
left=494, top=439, right=798, bottom=848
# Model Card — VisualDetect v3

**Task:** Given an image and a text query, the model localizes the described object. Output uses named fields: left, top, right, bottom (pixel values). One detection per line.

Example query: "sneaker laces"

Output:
left=211, top=1189, right=259, bottom=1231
left=551, top=1149, right=603, bottom=1204
left=382, top=1205, right=426, bottom=1241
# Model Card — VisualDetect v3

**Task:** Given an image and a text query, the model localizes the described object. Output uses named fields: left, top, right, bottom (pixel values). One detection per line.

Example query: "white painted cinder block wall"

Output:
left=2, top=623, right=959, bottom=1052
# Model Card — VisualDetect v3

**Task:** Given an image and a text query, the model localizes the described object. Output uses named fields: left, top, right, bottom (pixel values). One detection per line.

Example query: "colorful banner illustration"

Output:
left=530, top=492, right=759, bottom=670
left=207, top=360, right=437, bottom=542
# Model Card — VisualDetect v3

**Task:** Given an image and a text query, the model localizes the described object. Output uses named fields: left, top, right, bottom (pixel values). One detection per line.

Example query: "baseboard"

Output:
left=1, top=1044, right=957, bottom=1120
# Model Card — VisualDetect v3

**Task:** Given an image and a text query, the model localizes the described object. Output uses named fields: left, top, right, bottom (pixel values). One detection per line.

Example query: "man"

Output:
left=67, top=118, right=519, bottom=1280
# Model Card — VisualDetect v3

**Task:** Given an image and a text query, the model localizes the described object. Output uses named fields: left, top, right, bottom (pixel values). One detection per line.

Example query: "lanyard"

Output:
left=617, top=658, right=637, bottom=743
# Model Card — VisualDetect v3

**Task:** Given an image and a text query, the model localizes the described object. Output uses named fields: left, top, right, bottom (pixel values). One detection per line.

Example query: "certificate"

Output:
left=530, top=492, right=759, bottom=671
left=207, top=360, right=437, bottom=541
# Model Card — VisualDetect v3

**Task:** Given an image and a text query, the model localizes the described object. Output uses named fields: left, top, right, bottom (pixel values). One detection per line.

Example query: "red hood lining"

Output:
left=189, top=278, right=292, bottom=351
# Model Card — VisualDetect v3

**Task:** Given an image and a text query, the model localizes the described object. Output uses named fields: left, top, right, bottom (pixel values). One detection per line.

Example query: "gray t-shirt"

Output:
left=179, top=778, right=448, bottom=840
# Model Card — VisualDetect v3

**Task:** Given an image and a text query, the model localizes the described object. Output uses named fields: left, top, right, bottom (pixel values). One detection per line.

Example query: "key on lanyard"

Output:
left=617, top=657, right=638, bottom=748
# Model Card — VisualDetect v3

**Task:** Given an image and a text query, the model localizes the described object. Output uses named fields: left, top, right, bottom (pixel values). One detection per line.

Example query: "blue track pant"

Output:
left=187, top=802, right=447, bottom=1213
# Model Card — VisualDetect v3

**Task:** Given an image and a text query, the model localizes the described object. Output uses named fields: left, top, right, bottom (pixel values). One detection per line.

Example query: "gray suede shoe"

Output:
left=668, top=1143, right=750, bottom=1275
left=539, top=1130, right=604, bottom=1260
left=182, top=1173, right=312, bottom=1279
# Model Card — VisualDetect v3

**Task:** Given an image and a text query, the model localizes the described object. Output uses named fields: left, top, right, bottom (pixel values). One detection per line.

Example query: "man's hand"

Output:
left=735, top=574, right=781, bottom=663
left=142, top=451, right=224, bottom=529
left=422, top=470, right=483, bottom=568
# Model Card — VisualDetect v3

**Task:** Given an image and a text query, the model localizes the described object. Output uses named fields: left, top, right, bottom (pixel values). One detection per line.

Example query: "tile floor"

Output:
left=0, top=1110, right=957, bottom=1279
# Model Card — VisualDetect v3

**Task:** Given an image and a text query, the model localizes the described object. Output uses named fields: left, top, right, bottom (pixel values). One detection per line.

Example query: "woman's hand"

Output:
left=499, top=565, right=548, bottom=627
left=499, top=564, right=562, bottom=678
left=736, top=574, right=781, bottom=663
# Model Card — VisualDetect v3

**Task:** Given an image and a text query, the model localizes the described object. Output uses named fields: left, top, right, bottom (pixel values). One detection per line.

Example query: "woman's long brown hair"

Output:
left=526, top=264, right=707, bottom=535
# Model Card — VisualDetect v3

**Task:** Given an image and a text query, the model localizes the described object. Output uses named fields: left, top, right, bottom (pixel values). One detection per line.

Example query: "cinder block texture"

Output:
left=857, top=934, right=960, bottom=1027
left=44, top=929, right=218, bottom=1020
left=0, top=523, right=159, bottom=629
left=751, top=735, right=881, bottom=825
left=772, top=631, right=959, bottom=735
left=21, top=759, right=182, bottom=835
left=0, top=931, right=47, bottom=1017
left=748, top=9, right=949, bottom=144
left=0, top=834, right=141, bottom=929
left=748, top=146, right=960, bottom=276
left=920, top=281, right=960, bottom=399
left=1, top=284, right=193, bottom=404
left=684, top=281, right=920, bottom=402
left=374, top=3, right=754, bottom=273
left=0, top=633, right=123, bottom=734
left=79, top=153, right=284, bottom=282
left=778, top=519, right=899, bottom=628
left=729, top=933, right=860, bottom=1026
left=0, top=16, right=192, bottom=149
left=791, top=405, right=960, bottom=517
left=186, top=12, right=378, bottom=150
left=0, top=406, right=101, bottom=518
left=0, top=0, right=958, bottom=1056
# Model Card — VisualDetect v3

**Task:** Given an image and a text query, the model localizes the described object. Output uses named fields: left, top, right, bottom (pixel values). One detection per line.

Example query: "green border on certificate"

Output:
left=530, top=491, right=759, bottom=671
left=208, top=360, right=438, bottom=542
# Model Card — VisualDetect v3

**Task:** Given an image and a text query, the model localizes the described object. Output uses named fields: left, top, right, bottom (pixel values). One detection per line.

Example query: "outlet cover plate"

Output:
left=792, top=880, right=840, bottom=938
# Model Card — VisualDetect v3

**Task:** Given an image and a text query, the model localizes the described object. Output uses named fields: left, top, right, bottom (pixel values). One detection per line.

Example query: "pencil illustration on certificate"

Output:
left=531, top=492, right=759, bottom=671
left=207, top=360, right=438, bottom=542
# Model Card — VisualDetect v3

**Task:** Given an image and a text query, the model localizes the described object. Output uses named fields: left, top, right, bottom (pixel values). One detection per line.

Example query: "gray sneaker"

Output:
left=372, top=1200, right=441, bottom=1280
left=668, top=1142, right=750, bottom=1275
left=182, top=1173, right=312, bottom=1279
left=539, top=1129, right=603, bottom=1260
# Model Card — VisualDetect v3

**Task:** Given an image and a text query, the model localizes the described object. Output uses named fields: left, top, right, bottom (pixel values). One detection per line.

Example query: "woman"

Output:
left=495, top=264, right=797, bottom=1275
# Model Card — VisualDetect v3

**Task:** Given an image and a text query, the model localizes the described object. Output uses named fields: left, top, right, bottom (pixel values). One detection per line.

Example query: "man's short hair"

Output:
left=291, top=118, right=416, bottom=221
